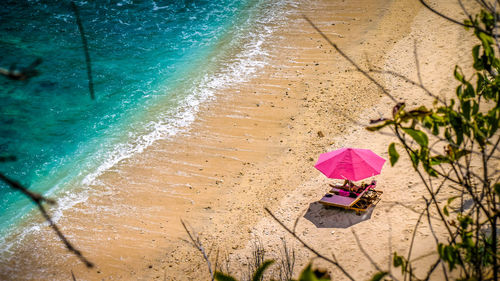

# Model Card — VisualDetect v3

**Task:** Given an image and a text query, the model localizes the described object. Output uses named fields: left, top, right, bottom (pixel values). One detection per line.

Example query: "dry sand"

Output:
left=0, top=0, right=481, bottom=280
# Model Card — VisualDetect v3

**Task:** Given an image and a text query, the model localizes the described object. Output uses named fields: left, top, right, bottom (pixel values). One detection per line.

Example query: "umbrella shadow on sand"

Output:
left=303, top=202, right=374, bottom=228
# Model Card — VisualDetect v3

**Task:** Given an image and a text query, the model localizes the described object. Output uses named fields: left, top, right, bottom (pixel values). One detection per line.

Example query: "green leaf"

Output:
left=464, top=84, right=475, bottom=98
left=409, top=151, right=419, bottom=168
left=472, top=45, right=483, bottom=70
left=406, top=107, right=431, bottom=119
left=447, top=196, right=459, bottom=205
left=444, top=128, right=452, bottom=142
left=424, top=165, right=438, bottom=177
left=423, top=115, right=433, bottom=129
left=479, top=32, right=493, bottom=51
left=464, top=19, right=472, bottom=28
left=393, top=253, right=403, bottom=267
left=456, top=85, right=463, bottom=98
left=388, top=143, right=399, bottom=166
left=449, top=115, right=464, bottom=145
left=402, top=128, right=429, bottom=147
left=297, top=264, right=330, bottom=281
left=215, top=271, right=239, bottom=281
left=454, top=66, right=465, bottom=83
left=472, top=100, right=479, bottom=115
left=444, top=245, right=456, bottom=270
left=430, top=155, right=450, bottom=165
left=458, top=215, right=472, bottom=229
left=494, top=183, right=500, bottom=196
left=462, top=100, right=471, bottom=119
left=464, top=236, right=474, bottom=248
left=443, top=205, right=449, bottom=216
left=432, top=122, right=440, bottom=135
left=366, top=120, right=394, bottom=132
left=488, top=110, right=499, bottom=136
left=298, top=264, right=315, bottom=281
left=438, top=243, right=445, bottom=258
left=298, top=265, right=315, bottom=281
left=252, top=260, right=274, bottom=281
left=369, top=271, right=388, bottom=281
left=472, top=45, right=480, bottom=60
left=392, top=102, right=406, bottom=119
left=454, top=149, right=471, bottom=160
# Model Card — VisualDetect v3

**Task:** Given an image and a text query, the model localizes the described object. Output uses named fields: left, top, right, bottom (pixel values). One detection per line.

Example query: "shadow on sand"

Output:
left=303, top=201, right=374, bottom=228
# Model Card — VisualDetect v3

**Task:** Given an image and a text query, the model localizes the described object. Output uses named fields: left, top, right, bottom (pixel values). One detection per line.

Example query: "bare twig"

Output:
left=475, top=0, right=496, bottom=12
left=215, top=251, right=231, bottom=275
left=351, top=229, right=399, bottom=281
left=278, top=238, right=295, bottom=281
left=368, top=69, right=446, bottom=105
left=404, top=207, right=426, bottom=281
left=0, top=58, right=42, bottom=81
left=37, top=194, right=94, bottom=267
left=493, top=0, right=500, bottom=53
left=394, top=127, right=472, bottom=277
left=487, top=135, right=500, bottom=161
left=247, top=238, right=266, bottom=281
left=264, top=207, right=355, bottom=281
left=418, top=0, right=491, bottom=35
left=180, top=219, right=214, bottom=281
left=423, top=257, right=445, bottom=281
left=402, top=172, right=451, bottom=280
left=71, top=2, right=95, bottom=100
left=0, top=173, right=55, bottom=205
left=423, top=198, right=449, bottom=281
left=0, top=172, right=94, bottom=267
left=413, top=40, right=425, bottom=93
left=458, top=0, right=476, bottom=23
left=388, top=216, right=393, bottom=277
left=302, top=15, right=397, bottom=103
left=0, top=155, right=17, bottom=162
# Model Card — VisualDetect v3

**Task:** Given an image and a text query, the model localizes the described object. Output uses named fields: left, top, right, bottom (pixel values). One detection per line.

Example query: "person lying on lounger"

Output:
left=354, top=180, right=377, bottom=191
left=328, top=189, right=358, bottom=198
left=342, top=179, right=352, bottom=187
left=342, top=180, right=364, bottom=193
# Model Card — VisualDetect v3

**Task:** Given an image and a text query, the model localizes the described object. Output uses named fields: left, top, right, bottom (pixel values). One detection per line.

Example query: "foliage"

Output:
left=214, top=262, right=331, bottom=281
left=367, top=7, right=499, bottom=281
left=369, top=271, right=388, bottom=281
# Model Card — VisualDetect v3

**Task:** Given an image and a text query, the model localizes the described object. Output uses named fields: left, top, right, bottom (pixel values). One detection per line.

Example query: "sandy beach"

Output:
left=0, top=0, right=480, bottom=280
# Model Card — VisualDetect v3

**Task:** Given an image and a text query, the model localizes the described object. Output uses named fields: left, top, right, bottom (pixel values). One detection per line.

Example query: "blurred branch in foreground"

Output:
left=0, top=172, right=94, bottom=268
left=71, top=1, right=95, bottom=100
left=0, top=58, right=42, bottom=81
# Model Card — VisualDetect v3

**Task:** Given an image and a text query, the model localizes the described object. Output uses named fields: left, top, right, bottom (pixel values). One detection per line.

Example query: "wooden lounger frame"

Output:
left=319, top=185, right=383, bottom=215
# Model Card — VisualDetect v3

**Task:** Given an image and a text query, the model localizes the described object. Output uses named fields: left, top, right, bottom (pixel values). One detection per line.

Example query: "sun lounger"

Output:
left=328, top=180, right=376, bottom=193
left=320, top=184, right=383, bottom=215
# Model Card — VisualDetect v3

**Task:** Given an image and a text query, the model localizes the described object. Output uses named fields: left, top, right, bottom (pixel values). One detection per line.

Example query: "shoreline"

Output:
left=1, top=0, right=287, bottom=257
left=0, top=0, right=478, bottom=280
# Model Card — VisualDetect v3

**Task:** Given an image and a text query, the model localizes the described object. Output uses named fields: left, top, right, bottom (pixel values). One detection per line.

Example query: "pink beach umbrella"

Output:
left=314, top=148, right=386, bottom=181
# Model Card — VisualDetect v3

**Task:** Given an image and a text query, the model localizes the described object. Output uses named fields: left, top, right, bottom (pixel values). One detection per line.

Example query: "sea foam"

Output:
left=0, top=0, right=297, bottom=257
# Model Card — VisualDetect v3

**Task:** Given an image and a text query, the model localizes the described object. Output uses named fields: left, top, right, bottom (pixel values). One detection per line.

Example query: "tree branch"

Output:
left=302, top=15, right=397, bottom=103
left=180, top=219, right=214, bottom=281
left=351, top=229, right=400, bottom=281
left=418, top=0, right=491, bottom=35
left=264, top=207, right=355, bottom=281
left=0, top=172, right=94, bottom=267
left=71, top=2, right=95, bottom=100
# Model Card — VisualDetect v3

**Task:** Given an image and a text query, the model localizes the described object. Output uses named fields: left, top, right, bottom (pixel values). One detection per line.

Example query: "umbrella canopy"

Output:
left=314, top=148, right=386, bottom=181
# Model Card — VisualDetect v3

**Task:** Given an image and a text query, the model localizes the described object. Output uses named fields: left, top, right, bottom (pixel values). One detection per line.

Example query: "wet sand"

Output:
left=0, top=0, right=478, bottom=280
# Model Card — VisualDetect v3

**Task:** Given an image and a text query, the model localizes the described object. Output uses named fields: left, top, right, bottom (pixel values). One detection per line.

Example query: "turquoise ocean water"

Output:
left=0, top=0, right=289, bottom=249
